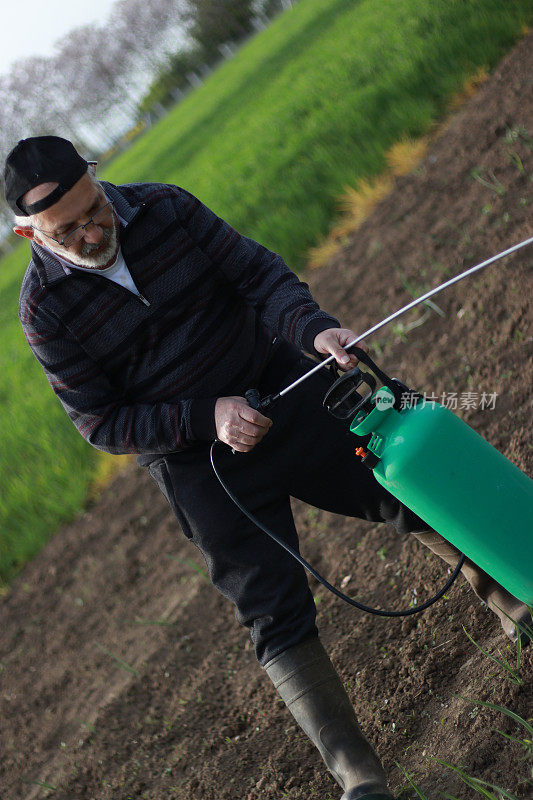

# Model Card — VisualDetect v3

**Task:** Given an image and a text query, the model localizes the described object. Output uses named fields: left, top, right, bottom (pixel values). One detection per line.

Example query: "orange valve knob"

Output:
left=355, top=446, right=368, bottom=458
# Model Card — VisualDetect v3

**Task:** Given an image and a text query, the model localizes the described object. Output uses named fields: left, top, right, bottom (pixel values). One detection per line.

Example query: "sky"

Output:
left=1, top=0, right=118, bottom=76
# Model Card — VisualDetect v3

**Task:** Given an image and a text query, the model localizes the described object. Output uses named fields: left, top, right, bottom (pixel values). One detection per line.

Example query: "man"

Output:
left=6, top=136, right=530, bottom=800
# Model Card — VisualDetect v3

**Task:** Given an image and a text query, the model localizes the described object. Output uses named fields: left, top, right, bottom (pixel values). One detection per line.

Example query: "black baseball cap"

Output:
left=4, top=135, right=88, bottom=217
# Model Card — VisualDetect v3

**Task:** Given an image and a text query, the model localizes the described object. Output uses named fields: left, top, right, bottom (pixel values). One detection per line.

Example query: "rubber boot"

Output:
left=411, top=530, right=532, bottom=644
left=264, top=637, right=394, bottom=800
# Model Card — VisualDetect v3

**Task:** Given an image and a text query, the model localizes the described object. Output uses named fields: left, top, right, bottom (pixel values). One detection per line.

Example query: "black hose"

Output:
left=210, top=439, right=466, bottom=618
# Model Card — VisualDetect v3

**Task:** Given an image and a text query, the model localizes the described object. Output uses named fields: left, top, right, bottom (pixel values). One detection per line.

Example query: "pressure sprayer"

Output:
left=210, top=237, right=533, bottom=617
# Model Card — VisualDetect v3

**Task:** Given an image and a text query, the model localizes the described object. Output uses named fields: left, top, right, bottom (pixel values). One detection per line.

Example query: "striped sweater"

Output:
left=19, top=180, right=340, bottom=459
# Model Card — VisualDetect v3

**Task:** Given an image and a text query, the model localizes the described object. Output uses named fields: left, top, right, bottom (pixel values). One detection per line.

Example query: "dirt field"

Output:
left=1, top=33, right=532, bottom=800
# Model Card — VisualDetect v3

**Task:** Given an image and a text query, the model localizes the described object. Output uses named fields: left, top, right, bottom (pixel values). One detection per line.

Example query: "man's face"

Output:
left=17, top=173, right=119, bottom=269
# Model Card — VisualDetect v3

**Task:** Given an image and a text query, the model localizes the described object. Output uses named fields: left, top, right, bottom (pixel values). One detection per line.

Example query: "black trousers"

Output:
left=145, top=341, right=431, bottom=666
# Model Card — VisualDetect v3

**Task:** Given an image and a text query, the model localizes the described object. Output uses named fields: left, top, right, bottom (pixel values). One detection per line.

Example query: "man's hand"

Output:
left=314, top=328, right=369, bottom=371
left=215, top=396, right=273, bottom=452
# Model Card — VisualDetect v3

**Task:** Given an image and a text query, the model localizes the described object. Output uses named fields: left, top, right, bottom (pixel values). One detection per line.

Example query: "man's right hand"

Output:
left=215, top=396, right=273, bottom=453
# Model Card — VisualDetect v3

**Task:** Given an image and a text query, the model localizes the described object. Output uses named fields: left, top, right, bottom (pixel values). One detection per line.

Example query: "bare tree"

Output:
left=54, top=26, right=138, bottom=121
left=0, top=0, right=233, bottom=229
left=181, top=0, right=257, bottom=57
left=110, top=0, right=187, bottom=74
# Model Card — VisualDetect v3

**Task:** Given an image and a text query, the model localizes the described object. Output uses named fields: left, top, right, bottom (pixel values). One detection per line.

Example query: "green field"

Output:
left=1, top=0, right=532, bottom=584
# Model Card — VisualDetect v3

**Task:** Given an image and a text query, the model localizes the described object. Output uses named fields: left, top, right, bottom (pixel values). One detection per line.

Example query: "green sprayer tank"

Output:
left=349, top=386, right=533, bottom=604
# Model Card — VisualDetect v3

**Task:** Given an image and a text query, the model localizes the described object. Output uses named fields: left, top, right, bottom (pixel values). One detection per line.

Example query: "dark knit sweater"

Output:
left=19, top=180, right=340, bottom=459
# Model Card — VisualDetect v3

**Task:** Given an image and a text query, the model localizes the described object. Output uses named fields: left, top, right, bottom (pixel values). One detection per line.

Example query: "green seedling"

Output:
left=471, top=167, right=506, bottom=196
left=461, top=626, right=522, bottom=685
left=392, top=267, right=445, bottom=339
left=128, top=616, right=177, bottom=626
left=495, top=728, right=533, bottom=758
left=95, top=643, right=140, bottom=677
left=455, top=696, right=533, bottom=786
left=435, top=759, right=521, bottom=800
left=493, top=602, right=533, bottom=648
left=391, top=322, right=409, bottom=342
left=455, top=697, right=533, bottom=743
left=398, top=695, right=533, bottom=800
left=21, top=778, right=57, bottom=790
left=461, top=602, right=532, bottom=685
left=393, top=266, right=446, bottom=320
left=404, top=309, right=433, bottom=333
left=77, top=719, right=96, bottom=733
left=505, top=124, right=533, bottom=150
left=504, top=147, right=526, bottom=173
left=394, top=762, right=430, bottom=800
left=183, top=558, right=209, bottom=582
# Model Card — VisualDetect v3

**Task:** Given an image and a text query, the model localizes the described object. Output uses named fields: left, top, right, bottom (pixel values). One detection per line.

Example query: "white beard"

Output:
left=48, top=220, right=119, bottom=269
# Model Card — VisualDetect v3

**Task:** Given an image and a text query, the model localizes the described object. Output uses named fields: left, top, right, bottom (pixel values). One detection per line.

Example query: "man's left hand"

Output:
left=313, top=328, right=369, bottom=371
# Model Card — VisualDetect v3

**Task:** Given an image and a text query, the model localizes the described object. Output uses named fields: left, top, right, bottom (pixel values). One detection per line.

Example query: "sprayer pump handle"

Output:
left=323, top=366, right=377, bottom=419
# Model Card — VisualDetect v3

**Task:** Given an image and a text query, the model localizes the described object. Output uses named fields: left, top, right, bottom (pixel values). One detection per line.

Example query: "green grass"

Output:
left=1, top=0, right=533, bottom=583
left=103, top=0, right=533, bottom=268
left=0, top=246, right=103, bottom=584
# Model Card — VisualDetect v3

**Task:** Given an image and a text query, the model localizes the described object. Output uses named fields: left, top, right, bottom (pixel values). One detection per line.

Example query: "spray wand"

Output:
left=246, top=236, right=533, bottom=413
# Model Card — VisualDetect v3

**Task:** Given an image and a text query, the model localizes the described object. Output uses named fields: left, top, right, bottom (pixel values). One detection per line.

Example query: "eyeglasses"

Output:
left=32, top=200, right=114, bottom=248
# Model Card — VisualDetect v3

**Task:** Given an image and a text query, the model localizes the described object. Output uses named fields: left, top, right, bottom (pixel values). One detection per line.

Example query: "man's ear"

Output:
left=13, top=226, right=35, bottom=240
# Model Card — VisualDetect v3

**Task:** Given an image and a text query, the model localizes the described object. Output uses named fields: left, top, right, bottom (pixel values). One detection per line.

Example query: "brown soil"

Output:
left=1, top=33, right=532, bottom=800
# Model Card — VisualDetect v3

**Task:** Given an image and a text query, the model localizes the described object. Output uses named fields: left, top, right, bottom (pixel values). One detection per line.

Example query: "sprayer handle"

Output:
left=245, top=388, right=277, bottom=414
left=245, top=389, right=262, bottom=410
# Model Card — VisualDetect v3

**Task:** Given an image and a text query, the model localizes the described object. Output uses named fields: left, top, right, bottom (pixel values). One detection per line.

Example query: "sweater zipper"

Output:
left=120, top=216, right=151, bottom=306
left=137, top=292, right=151, bottom=307
left=88, top=271, right=152, bottom=307
left=117, top=279, right=151, bottom=307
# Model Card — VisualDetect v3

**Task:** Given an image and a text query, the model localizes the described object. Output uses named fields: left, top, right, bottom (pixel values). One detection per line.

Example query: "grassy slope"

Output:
left=0, top=250, right=102, bottom=577
left=104, top=0, right=532, bottom=267
left=1, top=0, right=532, bottom=583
